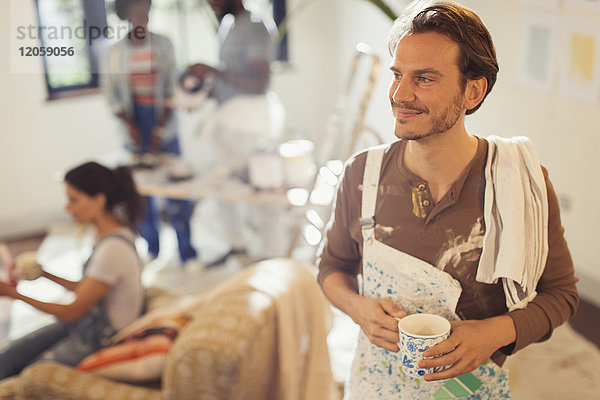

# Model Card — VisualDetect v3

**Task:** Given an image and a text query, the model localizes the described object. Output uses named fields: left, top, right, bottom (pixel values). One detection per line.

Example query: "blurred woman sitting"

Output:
left=0, top=162, right=145, bottom=379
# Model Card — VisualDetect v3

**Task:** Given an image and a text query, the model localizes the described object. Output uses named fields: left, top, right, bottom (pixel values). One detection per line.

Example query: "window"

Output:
left=34, top=0, right=108, bottom=99
left=33, top=0, right=288, bottom=100
left=245, top=0, right=289, bottom=61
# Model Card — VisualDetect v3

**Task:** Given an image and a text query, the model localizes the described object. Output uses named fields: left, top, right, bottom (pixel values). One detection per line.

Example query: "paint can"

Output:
left=278, top=139, right=316, bottom=188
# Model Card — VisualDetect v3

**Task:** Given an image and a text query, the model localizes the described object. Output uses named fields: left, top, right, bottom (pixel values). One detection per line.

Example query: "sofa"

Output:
left=0, top=258, right=339, bottom=400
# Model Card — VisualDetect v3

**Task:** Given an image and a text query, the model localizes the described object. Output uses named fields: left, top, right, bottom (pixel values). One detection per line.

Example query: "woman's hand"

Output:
left=1, top=276, right=109, bottom=323
left=418, top=315, right=516, bottom=381
left=0, top=281, right=17, bottom=297
left=351, top=297, right=406, bottom=352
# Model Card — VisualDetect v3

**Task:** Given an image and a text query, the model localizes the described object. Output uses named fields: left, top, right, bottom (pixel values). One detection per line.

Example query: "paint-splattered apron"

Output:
left=345, top=147, right=511, bottom=399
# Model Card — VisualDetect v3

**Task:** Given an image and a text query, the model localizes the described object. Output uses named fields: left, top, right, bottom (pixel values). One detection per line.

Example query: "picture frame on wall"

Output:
left=557, top=15, right=600, bottom=102
left=518, top=11, right=559, bottom=92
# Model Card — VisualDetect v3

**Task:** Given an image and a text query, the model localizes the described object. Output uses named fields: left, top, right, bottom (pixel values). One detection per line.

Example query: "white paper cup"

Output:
left=398, top=313, right=450, bottom=379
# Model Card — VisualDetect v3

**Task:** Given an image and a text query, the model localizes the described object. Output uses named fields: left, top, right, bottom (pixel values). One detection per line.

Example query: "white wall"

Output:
left=1, top=0, right=123, bottom=236
left=272, top=0, right=341, bottom=141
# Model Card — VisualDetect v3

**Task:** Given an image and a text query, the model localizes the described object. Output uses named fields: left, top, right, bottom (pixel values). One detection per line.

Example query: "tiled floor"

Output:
left=505, top=322, right=600, bottom=399
left=3, top=223, right=600, bottom=399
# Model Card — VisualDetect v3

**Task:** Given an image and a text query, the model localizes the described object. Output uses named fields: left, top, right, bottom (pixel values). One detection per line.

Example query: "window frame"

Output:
left=35, top=0, right=107, bottom=100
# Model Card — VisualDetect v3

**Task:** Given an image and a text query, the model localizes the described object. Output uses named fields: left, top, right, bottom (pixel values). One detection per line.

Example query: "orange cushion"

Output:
left=77, top=316, right=189, bottom=383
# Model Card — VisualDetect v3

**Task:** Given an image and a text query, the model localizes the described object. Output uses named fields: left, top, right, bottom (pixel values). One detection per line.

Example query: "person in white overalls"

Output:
left=318, top=1, right=579, bottom=399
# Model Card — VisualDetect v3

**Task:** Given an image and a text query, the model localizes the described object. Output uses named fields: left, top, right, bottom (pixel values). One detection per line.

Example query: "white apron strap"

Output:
left=360, top=147, right=386, bottom=224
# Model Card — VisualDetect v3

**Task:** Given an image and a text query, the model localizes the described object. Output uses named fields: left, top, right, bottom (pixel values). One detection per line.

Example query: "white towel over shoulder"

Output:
left=477, top=136, right=548, bottom=311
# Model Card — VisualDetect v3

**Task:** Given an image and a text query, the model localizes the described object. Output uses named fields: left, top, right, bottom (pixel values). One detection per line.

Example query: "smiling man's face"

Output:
left=388, top=32, right=468, bottom=141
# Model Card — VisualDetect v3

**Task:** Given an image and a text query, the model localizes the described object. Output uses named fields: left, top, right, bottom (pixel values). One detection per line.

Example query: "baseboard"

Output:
left=0, top=210, right=69, bottom=241
left=576, top=267, right=600, bottom=308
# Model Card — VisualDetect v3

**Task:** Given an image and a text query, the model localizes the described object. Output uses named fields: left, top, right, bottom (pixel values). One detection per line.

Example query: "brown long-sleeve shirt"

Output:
left=317, top=137, right=579, bottom=365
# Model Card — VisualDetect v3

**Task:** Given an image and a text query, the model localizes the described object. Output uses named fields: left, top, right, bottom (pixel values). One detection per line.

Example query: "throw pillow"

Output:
left=77, top=315, right=190, bottom=383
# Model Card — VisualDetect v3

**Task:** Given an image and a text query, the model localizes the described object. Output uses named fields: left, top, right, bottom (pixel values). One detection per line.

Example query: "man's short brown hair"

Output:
left=388, top=1, right=499, bottom=114
left=114, top=0, right=152, bottom=20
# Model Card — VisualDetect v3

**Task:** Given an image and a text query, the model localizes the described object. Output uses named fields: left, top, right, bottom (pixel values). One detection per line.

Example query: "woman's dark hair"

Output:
left=388, top=1, right=499, bottom=114
left=64, top=162, right=144, bottom=229
left=115, top=0, right=151, bottom=20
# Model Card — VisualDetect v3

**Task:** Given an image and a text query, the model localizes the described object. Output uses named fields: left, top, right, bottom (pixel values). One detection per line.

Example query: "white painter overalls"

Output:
left=345, top=147, right=511, bottom=399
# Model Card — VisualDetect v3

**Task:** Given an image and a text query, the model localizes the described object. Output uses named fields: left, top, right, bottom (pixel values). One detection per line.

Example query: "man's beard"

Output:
left=393, top=92, right=465, bottom=141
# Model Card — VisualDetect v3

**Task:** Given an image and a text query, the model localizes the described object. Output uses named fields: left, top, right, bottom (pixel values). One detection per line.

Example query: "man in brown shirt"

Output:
left=317, top=0, right=578, bottom=395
